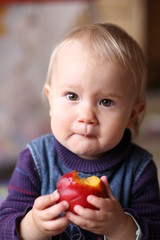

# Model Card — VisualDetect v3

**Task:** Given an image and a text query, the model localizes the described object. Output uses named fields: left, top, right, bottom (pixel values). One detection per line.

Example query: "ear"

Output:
left=127, top=101, right=146, bottom=128
left=44, top=84, right=52, bottom=117
left=44, top=84, right=51, bottom=98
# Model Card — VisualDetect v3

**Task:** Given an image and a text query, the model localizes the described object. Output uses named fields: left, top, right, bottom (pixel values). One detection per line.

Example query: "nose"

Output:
left=77, top=104, right=97, bottom=125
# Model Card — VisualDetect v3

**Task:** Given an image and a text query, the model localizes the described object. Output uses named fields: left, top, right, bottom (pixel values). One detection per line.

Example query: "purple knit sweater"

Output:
left=0, top=131, right=160, bottom=239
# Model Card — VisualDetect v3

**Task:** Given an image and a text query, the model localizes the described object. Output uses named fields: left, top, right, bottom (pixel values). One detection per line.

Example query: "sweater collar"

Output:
left=54, top=129, right=131, bottom=173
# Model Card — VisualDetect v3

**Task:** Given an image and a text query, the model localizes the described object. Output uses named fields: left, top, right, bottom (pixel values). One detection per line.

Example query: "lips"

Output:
left=72, top=124, right=96, bottom=138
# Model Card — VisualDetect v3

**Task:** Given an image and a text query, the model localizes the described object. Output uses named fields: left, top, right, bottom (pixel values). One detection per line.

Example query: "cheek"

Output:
left=50, top=107, right=72, bottom=135
left=102, top=112, right=129, bottom=136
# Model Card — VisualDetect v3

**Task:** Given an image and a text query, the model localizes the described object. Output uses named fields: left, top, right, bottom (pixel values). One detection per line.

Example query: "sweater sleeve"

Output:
left=0, top=148, right=41, bottom=240
left=125, top=160, right=160, bottom=240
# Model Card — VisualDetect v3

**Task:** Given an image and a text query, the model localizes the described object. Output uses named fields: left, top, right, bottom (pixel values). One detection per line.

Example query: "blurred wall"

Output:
left=0, top=2, right=90, bottom=169
left=0, top=0, right=156, bottom=172
left=146, top=0, right=160, bottom=89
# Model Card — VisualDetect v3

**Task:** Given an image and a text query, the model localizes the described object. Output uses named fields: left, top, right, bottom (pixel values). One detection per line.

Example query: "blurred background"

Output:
left=0, top=0, right=160, bottom=202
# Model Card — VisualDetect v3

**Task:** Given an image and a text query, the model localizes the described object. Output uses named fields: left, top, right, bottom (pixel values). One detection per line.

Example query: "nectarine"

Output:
left=57, top=170, right=107, bottom=213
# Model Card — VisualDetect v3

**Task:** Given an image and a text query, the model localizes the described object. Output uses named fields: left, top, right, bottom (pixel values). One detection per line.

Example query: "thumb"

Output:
left=101, top=176, right=114, bottom=199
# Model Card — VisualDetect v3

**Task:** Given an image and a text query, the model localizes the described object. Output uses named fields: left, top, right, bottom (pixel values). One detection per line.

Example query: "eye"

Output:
left=100, top=99, right=114, bottom=107
left=66, top=92, right=79, bottom=101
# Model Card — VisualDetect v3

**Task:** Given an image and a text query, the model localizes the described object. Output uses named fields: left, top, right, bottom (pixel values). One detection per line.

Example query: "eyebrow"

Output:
left=93, top=87, right=123, bottom=99
left=103, top=92, right=123, bottom=99
left=58, top=83, right=83, bottom=90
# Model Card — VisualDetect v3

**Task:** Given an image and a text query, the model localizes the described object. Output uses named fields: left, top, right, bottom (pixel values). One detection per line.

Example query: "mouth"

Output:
left=71, top=124, right=97, bottom=139
left=82, top=133, right=94, bottom=138
left=74, top=132, right=96, bottom=139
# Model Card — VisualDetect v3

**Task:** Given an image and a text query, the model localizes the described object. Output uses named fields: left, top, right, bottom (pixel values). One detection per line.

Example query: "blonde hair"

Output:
left=45, top=23, right=147, bottom=137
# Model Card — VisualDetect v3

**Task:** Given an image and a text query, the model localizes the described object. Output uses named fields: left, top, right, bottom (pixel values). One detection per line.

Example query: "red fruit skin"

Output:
left=57, top=171, right=107, bottom=213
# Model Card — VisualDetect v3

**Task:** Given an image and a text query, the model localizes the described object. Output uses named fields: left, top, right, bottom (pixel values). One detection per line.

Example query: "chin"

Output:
left=69, top=145, right=102, bottom=159
left=61, top=137, right=105, bottom=159
left=68, top=145, right=93, bottom=157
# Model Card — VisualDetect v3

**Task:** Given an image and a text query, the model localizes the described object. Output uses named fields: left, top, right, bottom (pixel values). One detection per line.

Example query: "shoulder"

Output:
left=26, top=134, right=56, bottom=180
left=28, top=133, right=54, bottom=146
left=128, top=142, right=153, bottom=167
left=129, top=142, right=152, bottom=159
left=127, top=142, right=153, bottom=182
left=27, top=133, right=55, bottom=154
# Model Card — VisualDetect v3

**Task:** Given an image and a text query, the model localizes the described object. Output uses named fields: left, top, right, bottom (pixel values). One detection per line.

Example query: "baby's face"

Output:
left=45, top=40, right=137, bottom=159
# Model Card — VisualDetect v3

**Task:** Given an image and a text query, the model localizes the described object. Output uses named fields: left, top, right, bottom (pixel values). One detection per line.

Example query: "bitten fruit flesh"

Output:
left=57, top=170, right=107, bottom=213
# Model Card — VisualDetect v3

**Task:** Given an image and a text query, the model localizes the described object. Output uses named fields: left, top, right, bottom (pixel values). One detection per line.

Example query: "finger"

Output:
left=100, top=176, right=114, bottom=199
left=66, top=210, right=85, bottom=226
left=34, top=190, right=60, bottom=210
left=43, top=215, right=69, bottom=233
left=40, top=201, right=69, bottom=221
left=73, top=205, right=96, bottom=219
left=66, top=210, right=97, bottom=232
left=67, top=204, right=102, bottom=222
left=87, top=195, right=107, bottom=209
left=87, top=195, right=111, bottom=211
left=87, top=195, right=115, bottom=212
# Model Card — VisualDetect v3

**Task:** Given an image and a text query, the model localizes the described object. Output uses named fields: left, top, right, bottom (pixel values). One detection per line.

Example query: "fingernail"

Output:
left=87, top=195, right=94, bottom=203
left=63, top=201, right=69, bottom=209
left=54, top=191, right=60, bottom=200
left=74, top=205, right=81, bottom=213
left=87, top=195, right=93, bottom=202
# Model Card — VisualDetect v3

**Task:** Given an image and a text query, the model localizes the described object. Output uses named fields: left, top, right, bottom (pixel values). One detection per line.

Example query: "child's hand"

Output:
left=66, top=176, right=137, bottom=240
left=19, top=190, right=69, bottom=240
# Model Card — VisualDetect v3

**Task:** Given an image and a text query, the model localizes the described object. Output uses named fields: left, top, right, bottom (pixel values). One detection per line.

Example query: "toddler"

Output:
left=0, top=23, right=160, bottom=240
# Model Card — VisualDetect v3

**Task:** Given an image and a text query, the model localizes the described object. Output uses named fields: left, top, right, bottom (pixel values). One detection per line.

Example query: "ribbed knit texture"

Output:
left=0, top=129, right=160, bottom=239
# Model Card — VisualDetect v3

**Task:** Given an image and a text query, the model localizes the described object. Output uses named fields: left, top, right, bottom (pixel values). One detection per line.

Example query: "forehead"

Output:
left=54, top=39, right=116, bottom=81
left=54, top=39, right=130, bottom=79
left=54, top=35, right=131, bottom=73
left=56, top=39, right=97, bottom=61
left=53, top=40, right=101, bottom=78
left=53, top=41, right=132, bottom=85
left=54, top=39, right=120, bottom=77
